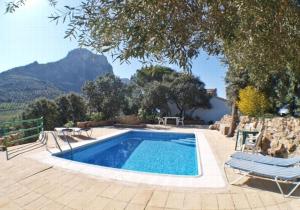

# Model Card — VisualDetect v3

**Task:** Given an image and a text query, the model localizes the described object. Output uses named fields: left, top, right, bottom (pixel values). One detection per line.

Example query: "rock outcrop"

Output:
left=209, top=114, right=232, bottom=131
left=238, top=116, right=300, bottom=157
left=0, top=48, right=113, bottom=102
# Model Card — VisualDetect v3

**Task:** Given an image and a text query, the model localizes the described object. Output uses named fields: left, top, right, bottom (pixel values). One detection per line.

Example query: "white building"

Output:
left=168, top=89, right=231, bottom=124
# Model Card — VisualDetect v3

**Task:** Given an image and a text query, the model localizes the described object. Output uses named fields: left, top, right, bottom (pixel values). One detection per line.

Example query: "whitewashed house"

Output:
left=169, top=89, right=231, bottom=124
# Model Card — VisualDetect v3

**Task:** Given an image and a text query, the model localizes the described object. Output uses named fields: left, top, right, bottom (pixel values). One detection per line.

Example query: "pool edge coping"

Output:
left=29, top=129, right=226, bottom=188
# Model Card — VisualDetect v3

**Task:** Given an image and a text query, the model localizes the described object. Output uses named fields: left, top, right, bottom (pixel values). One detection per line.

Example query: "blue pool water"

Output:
left=54, top=131, right=199, bottom=176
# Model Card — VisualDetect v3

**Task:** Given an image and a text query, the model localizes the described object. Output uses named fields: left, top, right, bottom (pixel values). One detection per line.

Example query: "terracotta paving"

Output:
left=0, top=126, right=300, bottom=210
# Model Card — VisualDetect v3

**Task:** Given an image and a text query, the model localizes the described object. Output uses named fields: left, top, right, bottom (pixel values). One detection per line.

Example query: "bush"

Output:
left=237, top=86, right=269, bottom=117
left=117, top=115, right=141, bottom=125
left=89, top=112, right=106, bottom=121
left=64, top=121, right=75, bottom=128
left=137, top=108, right=157, bottom=122
left=22, top=98, right=59, bottom=130
left=23, top=94, right=87, bottom=131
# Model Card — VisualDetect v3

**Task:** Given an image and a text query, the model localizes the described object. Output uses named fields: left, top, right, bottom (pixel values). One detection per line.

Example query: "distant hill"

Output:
left=0, top=48, right=113, bottom=103
left=0, top=74, right=62, bottom=103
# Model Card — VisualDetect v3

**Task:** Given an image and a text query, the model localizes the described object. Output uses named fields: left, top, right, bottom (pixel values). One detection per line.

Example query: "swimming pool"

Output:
left=54, top=131, right=199, bottom=176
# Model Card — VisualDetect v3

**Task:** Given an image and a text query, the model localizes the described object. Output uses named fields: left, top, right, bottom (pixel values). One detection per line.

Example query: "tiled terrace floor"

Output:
left=0, top=126, right=300, bottom=210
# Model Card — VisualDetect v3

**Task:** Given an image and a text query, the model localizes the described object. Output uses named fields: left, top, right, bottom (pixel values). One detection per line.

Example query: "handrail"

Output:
left=50, top=131, right=63, bottom=152
left=49, top=129, right=74, bottom=154
left=4, top=125, right=43, bottom=135
left=0, top=117, right=43, bottom=126
left=5, top=133, right=41, bottom=145
left=62, top=129, right=73, bottom=154
left=1, top=117, right=44, bottom=160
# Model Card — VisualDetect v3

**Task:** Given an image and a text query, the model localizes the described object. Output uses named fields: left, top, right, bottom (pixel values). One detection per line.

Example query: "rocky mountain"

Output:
left=0, top=48, right=113, bottom=103
left=121, top=78, right=131, bottom=85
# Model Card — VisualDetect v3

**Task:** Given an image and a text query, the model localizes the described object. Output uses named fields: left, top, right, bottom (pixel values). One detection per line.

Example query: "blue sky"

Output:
left=0, top=0, right=228, bottom=98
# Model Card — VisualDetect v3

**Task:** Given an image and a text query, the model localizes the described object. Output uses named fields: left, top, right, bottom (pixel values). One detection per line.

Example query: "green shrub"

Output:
left=137, top=108, right=156, bottom=122
left=22, top=98, right=59, bottom=130
left=64, top=121, right=75, bottom=128
left=90, top=112, right=106, bottom=121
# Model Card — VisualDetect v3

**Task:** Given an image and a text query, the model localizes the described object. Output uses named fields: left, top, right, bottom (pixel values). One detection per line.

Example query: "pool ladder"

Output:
left=62, top=129, right=73, bottom=154
left=49, top=129, right=73, bottom=154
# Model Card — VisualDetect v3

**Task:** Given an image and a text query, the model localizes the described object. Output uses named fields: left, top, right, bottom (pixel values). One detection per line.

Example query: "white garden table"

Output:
left=54, top=127, right=81, bottom=136
left=163, top=117, right=180, bottom=126
left=54, top=127, right=92, bottom=137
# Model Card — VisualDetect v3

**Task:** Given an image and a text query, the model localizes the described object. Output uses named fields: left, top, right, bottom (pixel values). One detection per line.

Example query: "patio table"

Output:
left=163, top=117, right=180, bottom=126
left=54, top=127, right=81, bottom=136
left=54, top=127, right=92, bottom=137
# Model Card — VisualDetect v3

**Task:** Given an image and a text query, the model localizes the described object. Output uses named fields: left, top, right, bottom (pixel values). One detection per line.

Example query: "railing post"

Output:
left=41, top=117, right=44, bottom=133
left=5, top=148, right=8, bottom=160
left=3, top=133, right=8, bottom=160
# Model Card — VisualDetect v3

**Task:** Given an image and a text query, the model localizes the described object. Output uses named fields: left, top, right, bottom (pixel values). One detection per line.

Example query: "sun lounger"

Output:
left=54, top=127, right=92, bottom=137
left=225, top=158, right=300, bottom=197
left=78, top=127, right=93, bottom=137
left=231, top=152, right=300, bottom=167
left=69, top=127, right=92, bottom=137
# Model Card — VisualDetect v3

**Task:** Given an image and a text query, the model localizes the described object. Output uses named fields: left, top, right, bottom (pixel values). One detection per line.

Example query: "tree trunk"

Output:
left=175, top=102, right=184, bottom=117
left=227, top=102, right=239, bottom=137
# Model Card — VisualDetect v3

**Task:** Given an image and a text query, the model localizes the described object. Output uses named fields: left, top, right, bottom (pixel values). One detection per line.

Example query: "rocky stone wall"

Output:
left=208, top=114, right=232, bottom=130
left=238, top=116, right=300, bottom=157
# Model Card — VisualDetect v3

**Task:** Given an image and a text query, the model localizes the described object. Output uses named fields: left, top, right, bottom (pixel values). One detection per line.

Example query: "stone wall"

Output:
left=208, top=114, right=232, bottom=135
left=238, top=116, right=300, bottom=157
left=116, top=115, right=141, bottom=125
left=77, top=120, right=115, bottom=128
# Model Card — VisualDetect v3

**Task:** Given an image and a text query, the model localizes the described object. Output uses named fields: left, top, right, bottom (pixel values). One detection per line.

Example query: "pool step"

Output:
left=172, top=139, right=196, bottom=146
left=125, top=137, right=142, bottom=140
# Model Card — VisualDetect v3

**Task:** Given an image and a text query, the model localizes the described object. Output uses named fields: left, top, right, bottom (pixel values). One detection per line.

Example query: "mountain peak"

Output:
left=29, top=61, right=39, bottom=66
left=66, top=48, right=94, bottom=59
left=0, top=49, right=114, bottom=102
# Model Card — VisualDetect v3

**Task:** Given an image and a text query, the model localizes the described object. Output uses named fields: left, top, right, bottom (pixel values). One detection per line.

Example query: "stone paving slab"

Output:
left=0, top=126, right=299, bottom=209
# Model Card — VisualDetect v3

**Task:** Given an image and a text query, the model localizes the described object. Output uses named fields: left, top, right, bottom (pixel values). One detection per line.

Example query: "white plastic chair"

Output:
left=242, top=129, right=264, bottom=153
left=157, top=117, right=165, bottom=125
left=177, top=117, right=184, bottom=126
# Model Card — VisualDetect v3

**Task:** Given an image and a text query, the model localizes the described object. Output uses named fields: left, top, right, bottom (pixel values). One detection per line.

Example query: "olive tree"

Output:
left=165, top=73, right=211, bottom=117
left=82, top=74, right=125, bottom=120
left=7, top=1, right=299, bottom=75
left=225, top=67, right=250, bottom=136
left=55, top=93, right=87, bottom=125
left=128, top=65, right=174, bottom=117
left=140, top=81, right=170, bottom=117
left=55, top=95, right=72, bottom=125
left=67, top=93, right=87, bottom=122
left=8, top=0, right=300, bottom=132
left=23, top=98, right=59, bottom=130
left=131, top=66, right=211, bottom=118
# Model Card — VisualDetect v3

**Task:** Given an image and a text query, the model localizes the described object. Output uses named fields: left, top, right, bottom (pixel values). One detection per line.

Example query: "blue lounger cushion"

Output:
left=225, top=158, right=300, bottom=180
left=231, top=152, right=300, bottom=167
